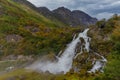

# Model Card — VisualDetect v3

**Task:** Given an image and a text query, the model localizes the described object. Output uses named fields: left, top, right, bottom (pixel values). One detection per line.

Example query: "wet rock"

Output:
left=75, top=38, right=85, bottom=53
left=80, top=37, right=85, bottom=43
left=75, top=42, right=81, bottom=53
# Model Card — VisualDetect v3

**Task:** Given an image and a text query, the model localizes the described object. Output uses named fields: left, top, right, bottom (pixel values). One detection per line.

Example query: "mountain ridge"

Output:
left=38, top=6, right=98, bottom=26
left=13, top=0, right=97, bottom=27
left=0, top=0, right=120, bottom=80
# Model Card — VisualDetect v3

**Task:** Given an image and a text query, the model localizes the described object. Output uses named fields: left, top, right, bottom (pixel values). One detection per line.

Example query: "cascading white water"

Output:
left=27, top=29, right=90, bottom=74
left=27, top=28, right=107, bottom=74
left=88, top=53, right=107, bottom=73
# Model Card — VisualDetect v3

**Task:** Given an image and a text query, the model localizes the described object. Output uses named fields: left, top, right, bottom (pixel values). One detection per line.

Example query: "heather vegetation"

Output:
left=0, top=0, right=81, bottom=56
left=90, top=15, right=120, bottom=80
left=0, top=0, right=120, bottom=80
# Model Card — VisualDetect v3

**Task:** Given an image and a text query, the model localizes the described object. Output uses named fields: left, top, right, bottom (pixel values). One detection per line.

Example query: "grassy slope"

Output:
left=90, top=15, right=120, bottom=80
left=0, top=0, right=81, bottom=56
left=0, top=0, right=120, bottom=80
left=99, top=16, right=120, bottom=80
left=1, top=16, right=119, bottom=80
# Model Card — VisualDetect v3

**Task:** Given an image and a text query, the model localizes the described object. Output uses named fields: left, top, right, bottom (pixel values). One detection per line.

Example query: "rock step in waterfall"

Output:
left=27, top=28, right=107, bottom=74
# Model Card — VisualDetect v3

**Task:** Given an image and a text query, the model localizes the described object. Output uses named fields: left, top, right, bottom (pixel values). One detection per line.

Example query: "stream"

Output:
left=27, top=28, right=107, bottom=74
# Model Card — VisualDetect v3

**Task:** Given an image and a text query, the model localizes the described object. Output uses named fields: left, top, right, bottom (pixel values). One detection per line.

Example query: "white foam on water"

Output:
left=27, top=29, right=90, bottom=74
left=27, top=28, right=107, bottom=74
left=88, top=53, right=107, bottom=73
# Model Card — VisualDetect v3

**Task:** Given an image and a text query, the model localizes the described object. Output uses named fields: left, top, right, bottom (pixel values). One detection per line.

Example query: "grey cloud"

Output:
left=27, top=0, right=120, bottom=19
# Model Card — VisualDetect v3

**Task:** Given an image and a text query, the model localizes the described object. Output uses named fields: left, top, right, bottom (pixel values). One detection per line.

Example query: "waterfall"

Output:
left=88, top=53, right=107, bottom=73
left=27, top=29, right=90, bottom=74
left=27, top=28, right=107, bottom=74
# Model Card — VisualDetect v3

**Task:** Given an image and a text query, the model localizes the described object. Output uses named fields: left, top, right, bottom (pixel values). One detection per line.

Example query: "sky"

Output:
left=27, top=0, right=120, bottom=20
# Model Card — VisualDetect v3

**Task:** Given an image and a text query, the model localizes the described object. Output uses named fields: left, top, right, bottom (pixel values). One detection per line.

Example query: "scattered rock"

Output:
left=2, top=55, right=17, bottom=60
left=6, top=34, right=23, bottom=43
left=24, top=26, right=40, bottom=33
left=17, top=55, right=34, bottom=61
left=31, top=27, right=40, bottom=33
left=1, top=55, right=34, bottom=61
left=6, top=66, right=14, bottom=71
left=44, top=28, right=51, bottom=33
left=24, top=26, right=32, bottom=30
left=6, top=76, right=18, bottom=80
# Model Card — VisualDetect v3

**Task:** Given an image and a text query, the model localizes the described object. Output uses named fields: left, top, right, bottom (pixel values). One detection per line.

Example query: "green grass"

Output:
left=0, top=68, right=96, bottom=80
left=0, top=0, right=120, bottom=80
left=0, top=0, right=82, bottom=56
left=93, top=52, right=120, bottom=80
left=0, top=60, right=27, bottom=72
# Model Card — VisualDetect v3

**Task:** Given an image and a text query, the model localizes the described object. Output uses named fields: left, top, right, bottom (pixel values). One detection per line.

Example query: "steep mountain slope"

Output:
left=0, top=0, right=81, bottom=56
left=0, top=15, right=120, bottom=80
left=72, top=10, right=97, bottom=26
left=0, top=0, right=120, bottom=80
left=13, top=0, right=97, bottom=26
left=88, top=14, right=120, bottom=80
left=38, top=7, right=97, bottom=26
left=13, top=0, right=68, bottom=27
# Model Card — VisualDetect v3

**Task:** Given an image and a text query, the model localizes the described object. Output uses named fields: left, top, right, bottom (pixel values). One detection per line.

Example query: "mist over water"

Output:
left=27, top=29, right=90, bottom=74
left=27, top=28, right=107, bottom=74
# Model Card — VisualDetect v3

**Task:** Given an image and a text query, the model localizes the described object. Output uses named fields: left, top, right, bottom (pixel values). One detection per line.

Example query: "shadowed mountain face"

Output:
left=39, top=7, right=98, bottom=26
left=37, top=7, right=53, bottom=19
left=71, top=10, right=97, bottom=26
left=14, top=0, right=97, bottom=27
left=13, top=0, right=38, bottom=11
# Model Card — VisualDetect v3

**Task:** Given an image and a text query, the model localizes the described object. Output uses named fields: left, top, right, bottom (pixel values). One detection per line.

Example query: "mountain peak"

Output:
left=72, top=10, right=92, bottom=19
left=56, top=6, right=71, bottom=11
left=52, top=7, right=97, bottom=26
left=38, top=7, right=50, bottom=12
left=53, top=7, right=71, bottom=14
left=16, top=0, right=97, bottom=26
left=14, top=0, right=97, bottom=26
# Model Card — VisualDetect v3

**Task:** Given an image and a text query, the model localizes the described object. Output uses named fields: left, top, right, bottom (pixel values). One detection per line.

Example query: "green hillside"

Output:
left=0, top=0, right=81, bottom=56
left=89, top=15, right=120, bottom=80
left=0, top=0, right=120, bottom=80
